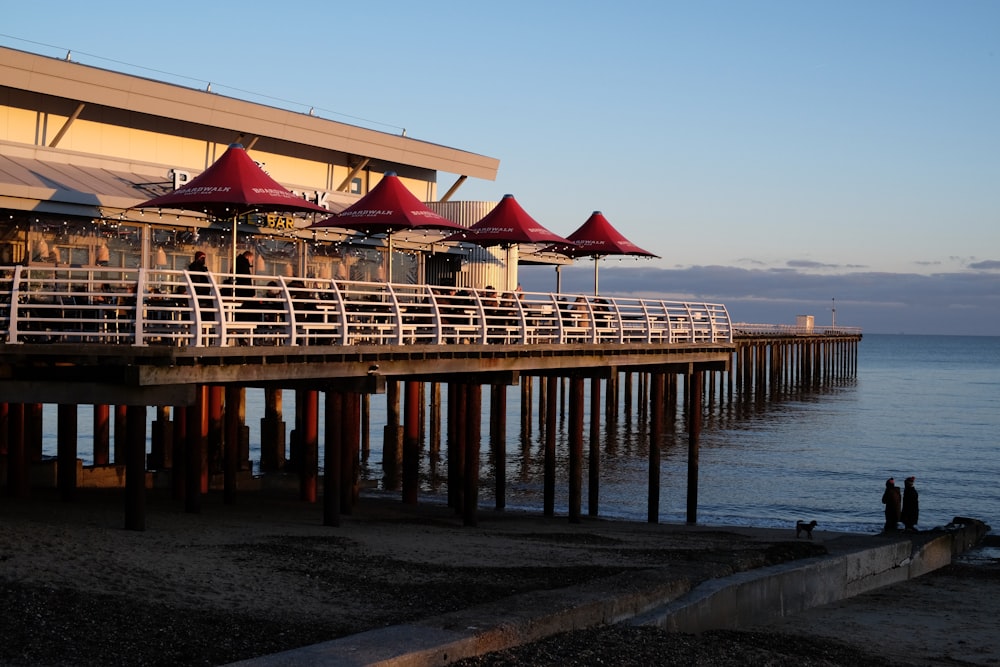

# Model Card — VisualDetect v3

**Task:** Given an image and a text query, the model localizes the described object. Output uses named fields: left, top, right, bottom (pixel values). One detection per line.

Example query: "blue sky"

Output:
left=3, top=1, right=998, bottom=335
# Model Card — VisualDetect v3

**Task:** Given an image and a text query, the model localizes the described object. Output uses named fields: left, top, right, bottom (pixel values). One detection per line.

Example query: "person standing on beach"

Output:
left=882, top=477, right=901, bottom=532
left=901, top=476, right=919, bottom=532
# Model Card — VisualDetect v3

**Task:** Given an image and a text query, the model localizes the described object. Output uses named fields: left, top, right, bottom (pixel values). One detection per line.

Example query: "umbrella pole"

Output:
left=386, top=233, right=393, bottom=284
left=506, top=245, right=513, bottom=291
left=594, top=257, right=600, bottom=296
left=231, top=214, right=239, bottom=275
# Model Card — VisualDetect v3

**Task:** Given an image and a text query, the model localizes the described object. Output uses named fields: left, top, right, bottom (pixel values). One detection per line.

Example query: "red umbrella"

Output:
left=135, top=143, right=328, bottom=272
left=442, top=194, right=573, bottom=289
left=442, top=194, right=571, bottom=248
left=548, top=211, right=658, bottom=295
left=309, top=172, right=463, bottom=282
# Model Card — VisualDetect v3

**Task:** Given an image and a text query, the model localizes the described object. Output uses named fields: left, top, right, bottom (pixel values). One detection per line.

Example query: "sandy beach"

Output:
left=754, top=557, right=1000, bottom=666
left=1, top=487, right=996, bottom=666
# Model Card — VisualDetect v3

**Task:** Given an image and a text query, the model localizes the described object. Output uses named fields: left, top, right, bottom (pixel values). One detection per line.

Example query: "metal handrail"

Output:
left=731, top=322, right=862, bottom=336
left=0, top=265, right=733, bottom=347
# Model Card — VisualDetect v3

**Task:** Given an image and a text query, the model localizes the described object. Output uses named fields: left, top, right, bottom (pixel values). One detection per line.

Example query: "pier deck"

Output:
left=0, top=265, right=861, bottom=532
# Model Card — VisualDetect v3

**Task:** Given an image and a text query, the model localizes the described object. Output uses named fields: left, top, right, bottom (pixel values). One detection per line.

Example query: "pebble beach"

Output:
left=1, top=488, right=996, bottom=666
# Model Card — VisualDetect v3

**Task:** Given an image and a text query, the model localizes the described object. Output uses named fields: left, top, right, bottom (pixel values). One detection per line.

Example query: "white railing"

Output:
left=731, top=322, right=862, bottom=336
left=0, top=266, right=732, bottom=348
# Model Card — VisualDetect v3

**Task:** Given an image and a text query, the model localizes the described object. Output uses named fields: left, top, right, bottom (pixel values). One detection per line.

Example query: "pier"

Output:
left=0, top=47, right=863, bottom=532
left=0, top=266, right=861, bottom=530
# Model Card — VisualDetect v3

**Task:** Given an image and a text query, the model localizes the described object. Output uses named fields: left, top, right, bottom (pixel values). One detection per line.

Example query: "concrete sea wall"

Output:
left=632, top=518, right=991, bottom=633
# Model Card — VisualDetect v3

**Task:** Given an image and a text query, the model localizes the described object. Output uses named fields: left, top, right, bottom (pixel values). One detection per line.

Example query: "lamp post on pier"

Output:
left=832, top=298, right=836, bottom=328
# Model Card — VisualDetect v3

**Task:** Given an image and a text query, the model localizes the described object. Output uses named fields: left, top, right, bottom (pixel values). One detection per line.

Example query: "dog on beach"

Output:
left=796, top=520, right=818, bottom=539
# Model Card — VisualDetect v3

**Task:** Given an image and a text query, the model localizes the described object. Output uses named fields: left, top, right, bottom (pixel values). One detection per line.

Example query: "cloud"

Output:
left=518, top=263, right=1000, bottom=336
left=969, top=259, right=1000, bottom=271
left=786, top=259, right=840, bottom=269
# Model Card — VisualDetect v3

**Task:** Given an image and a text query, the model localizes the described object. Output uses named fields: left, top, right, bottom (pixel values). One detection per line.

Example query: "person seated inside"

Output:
left=593, top=297, right=612, bottom=327
left=260, top=281, right=284, bottom=323
left=287, top=281, right=319, bottom=321
left=482, top=286, right=505, bottom=342
left=571, top=296, right=591, bottom=328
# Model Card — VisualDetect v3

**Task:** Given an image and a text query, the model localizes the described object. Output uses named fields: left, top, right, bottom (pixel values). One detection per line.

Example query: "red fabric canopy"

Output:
left=544, top=211, right=657, bottom=295
left=134, top=144, right=328, bottom=217
left=442, top=194, right=572, bottom=248
left=558, top=211, right=657, bottom=258
left=309, top=172, right=462, bottom=234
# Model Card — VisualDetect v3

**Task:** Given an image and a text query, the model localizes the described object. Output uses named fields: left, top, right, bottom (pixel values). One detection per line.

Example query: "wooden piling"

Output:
left=224, top=385, right=240, bottom=504
left=93, top=404, right=110, bottom=466
left=686, top=371, right=703, bottom=524
left=536, top=374, right=545, bottom=435
left=150, top=406, right=171, bottom=470
left=124, top=404, right=146, bottom=531
left=171, top=401, right=187, bottom=501
left=6, top=403, right=26, bottom=498
left=462, top=383, right=481, bottom=527
left=57, top=403, right=77, bottom=501
left=259, top=388, right=284, bottom=472
left=208, top=385, right=224, bottom=474
left=299, top=389, right=319, bottom=503
left=647, top=372, right=662, bottom=524
left=383, top=380, right=402, bottom=487
left=623, top=371, right=633, bottom=419
left=185, top=385, right=207, bottom=513
left=360, top=393, right=371, bottom=461
left=588, top=376, right=601, bottom=517
left=451, top=382, right=466, bottom=513
left=403, top=380, right=420, bottom=505
left=544, top=376, right=558, bottom=517
left=342, top=392, right=361, bottom=513
left=114, top=404, right=127, bottom=465
left=568, top=376, right=584, bottom=524
left=324, top=390, right=343, bottom=527
left=520, top=375, right=533, bottom=440
left=429, top=382, right=441, bottom=455
left=26, top=404, right=42, bottom=464
left=491, top=384, right=507, bottom=511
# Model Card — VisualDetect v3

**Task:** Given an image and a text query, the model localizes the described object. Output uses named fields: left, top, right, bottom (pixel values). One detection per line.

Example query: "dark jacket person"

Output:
left=188, top=251, right=212, bottom=312
left=901, top=476, right=919, bottom=531
left=235, top=250, right=254, bottom=299
left=881, top=477, right=901, bottom=532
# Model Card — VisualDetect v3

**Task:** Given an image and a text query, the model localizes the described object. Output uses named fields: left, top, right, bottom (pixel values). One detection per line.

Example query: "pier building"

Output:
left=0, top=45, right=507, bottom=286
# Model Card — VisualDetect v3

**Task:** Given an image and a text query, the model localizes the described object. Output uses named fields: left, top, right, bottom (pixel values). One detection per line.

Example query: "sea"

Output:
left=38, top=333, right=1000, bottom=535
